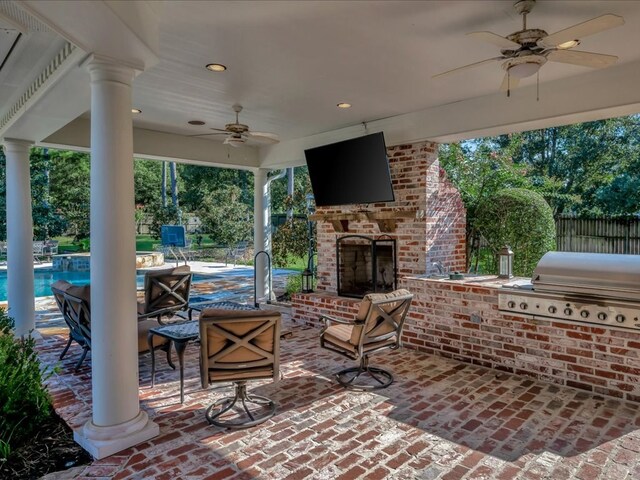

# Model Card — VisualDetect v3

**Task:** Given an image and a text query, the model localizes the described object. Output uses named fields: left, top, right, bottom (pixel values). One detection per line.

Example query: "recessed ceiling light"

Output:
left=337, top=102, right=351, bottom=109
left=557, top=39, right=580, bottom=50
left=188, top=120, right=206, bottom=126
left=131, top=108, right=142, bottom=114
left=206, top=63, right=227, bottom=72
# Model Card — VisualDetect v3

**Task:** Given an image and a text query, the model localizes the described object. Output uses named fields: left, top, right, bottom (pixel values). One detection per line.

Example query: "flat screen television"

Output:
left=304, top=132, right=394, bottom=207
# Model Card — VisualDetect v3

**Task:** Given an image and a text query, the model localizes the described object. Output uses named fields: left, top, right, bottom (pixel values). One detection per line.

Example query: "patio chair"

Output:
left=52, top=280, right=173, bottom=371
left=33, top=241, right=45, bottom=263
left=320, top=289, right=413, bottom=390
left=225, top=241, right=248, bottom=266
left=199, top=308, right=281, bottom=429
left=137, top=265, right=192, bottom=324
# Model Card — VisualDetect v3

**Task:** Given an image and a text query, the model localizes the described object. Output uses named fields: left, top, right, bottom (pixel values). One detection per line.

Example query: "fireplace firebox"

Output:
left=337, top=235, right=397, bottom=298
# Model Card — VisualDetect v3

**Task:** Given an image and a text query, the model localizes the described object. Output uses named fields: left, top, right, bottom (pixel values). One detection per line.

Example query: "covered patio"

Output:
left=3, top=0, right=640, bottom=475
left=36, top=307, right=640, bottom=479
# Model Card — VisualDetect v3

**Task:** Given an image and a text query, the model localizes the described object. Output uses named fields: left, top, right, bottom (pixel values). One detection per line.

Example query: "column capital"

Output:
left=3, top=139, right=34, bottom=154
left=83, top=54, right=138, bottom=86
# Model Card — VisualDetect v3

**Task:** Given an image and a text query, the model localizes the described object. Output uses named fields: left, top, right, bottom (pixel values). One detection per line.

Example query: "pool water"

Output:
left=0, top=270, right=147, bottom=301
left=0, top=268, right=295, bottom=302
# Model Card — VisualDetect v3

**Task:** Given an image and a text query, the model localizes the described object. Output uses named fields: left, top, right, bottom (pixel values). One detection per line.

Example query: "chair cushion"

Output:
left=206, top=317, right=276, bottom=363
left=67, top=284, right=91, bottom=306
left=352, top=289, right=412, bottom=344
left=323, top=327, right=396, bottom=355
left=208, top=366, right=274, bottom=382
left=137, top=319, right=169, bottom=353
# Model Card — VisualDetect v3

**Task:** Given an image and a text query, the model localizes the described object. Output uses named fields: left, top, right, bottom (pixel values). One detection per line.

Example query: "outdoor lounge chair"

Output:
left=137, top=265, right=192, bottom=324
left=225, top=241, right=248, bottom=266
left=199, top=308, right=281, bottom=429
left=320, top=289, right=413, bottom=390
left=52, top=280, right=172, bottom=371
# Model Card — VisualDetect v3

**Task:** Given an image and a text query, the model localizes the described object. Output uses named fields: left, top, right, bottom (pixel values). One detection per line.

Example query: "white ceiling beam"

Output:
left=259, top=60, right=640, bottom=169
left=42, top=117, right=260, bottom=170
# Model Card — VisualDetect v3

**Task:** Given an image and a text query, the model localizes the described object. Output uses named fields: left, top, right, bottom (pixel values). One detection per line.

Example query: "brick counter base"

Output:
left=293, top=281, right=640, bottom=403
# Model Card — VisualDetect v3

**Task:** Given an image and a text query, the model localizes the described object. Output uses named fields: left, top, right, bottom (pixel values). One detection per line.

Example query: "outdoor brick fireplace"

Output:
left=337, top=235, right=396, bottom=298
left=292, top=138, right=467, bottom=316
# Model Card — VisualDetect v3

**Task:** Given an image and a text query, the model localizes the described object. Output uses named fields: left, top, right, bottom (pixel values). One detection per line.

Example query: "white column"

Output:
left=253, top=168, right=270, bottom=303
left=3, top=139, right=35, bottom=337
left=74, top=56, right=158, bottom=460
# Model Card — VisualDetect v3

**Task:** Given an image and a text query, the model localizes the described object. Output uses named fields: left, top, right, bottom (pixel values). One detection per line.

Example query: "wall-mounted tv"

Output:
left=304, top=132, right=394, bottom=207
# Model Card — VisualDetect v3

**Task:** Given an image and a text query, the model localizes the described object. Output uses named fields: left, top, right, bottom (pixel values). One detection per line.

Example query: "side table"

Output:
left=148, top=321, right=199, bottom=404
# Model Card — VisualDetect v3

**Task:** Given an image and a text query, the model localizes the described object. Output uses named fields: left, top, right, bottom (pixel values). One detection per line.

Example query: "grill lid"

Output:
left=532, top=252, right=640, bottom=301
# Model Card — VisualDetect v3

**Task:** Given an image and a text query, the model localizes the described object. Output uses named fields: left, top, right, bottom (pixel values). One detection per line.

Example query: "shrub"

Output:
left=475, top=188, right=555, bottom=276
left=0, top=310, right=53, bottom=460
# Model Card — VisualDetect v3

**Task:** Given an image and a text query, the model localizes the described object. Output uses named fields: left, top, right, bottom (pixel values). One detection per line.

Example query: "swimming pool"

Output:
left=0, top=268, right=294, bottom=302
left=0, top=270, right=147, bottom=301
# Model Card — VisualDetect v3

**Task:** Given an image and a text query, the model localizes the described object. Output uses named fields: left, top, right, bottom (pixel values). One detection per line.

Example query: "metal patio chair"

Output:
left=320, top=289, right=413, bottom=390
left=137, top=265, right=193, bottom=324
left=199, top=308, right=281, bottom=429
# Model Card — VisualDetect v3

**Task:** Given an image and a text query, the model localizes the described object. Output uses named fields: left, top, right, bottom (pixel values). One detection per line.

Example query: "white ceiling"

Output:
left=3, top=0, right=640, bottom=167
left=129, top=0, right=640, bottom=141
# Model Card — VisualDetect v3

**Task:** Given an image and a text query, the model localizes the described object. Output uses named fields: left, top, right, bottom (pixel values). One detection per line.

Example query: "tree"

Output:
left=475, top=188, right=556, bottom=276
left=134, top=159, right=162, bottom=207
left=196, top=185, right=252, bottom=246
left=439, top=140, right=531, bottom=271
left=30, top=148, right=67, bottom=240
left=48, top=150, right=91, bottom=240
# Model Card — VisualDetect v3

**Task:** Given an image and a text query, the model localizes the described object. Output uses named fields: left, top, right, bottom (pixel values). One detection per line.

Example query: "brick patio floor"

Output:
left=37, top=310, right=640, bottom=480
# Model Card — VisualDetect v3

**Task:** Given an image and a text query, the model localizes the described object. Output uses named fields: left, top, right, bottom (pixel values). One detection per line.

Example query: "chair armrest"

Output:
left=320, top=314, right=362, bottom=326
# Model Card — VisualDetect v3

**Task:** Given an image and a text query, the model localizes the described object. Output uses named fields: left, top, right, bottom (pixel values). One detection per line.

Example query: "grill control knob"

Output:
left=520, top=302, right=528, bottom=310
left=548, top=306, right=557, bottom=314
left=564, top=308, right=573, bottom=316
left=580, top=310, right=590, bottom=318
left=507, top=301, right=516, bottom=309
left=597, top=312, right=608, bottom=321
left=616, top=314, right=626, bottom=323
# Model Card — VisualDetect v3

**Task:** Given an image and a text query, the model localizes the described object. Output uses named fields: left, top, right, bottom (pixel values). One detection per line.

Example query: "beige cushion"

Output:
left=208, top=367, right=274, bottom=382
left=200, top=309, right=280, bottom=363
left=67, top=284, right=91, bottom=305
left=137, top=319, right=169, bottom=352
left=351, top=289, right=412, bottom=344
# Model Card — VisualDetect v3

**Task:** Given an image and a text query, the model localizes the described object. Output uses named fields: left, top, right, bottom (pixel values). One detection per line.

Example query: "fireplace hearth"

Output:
left=337, top=235, right=396, bottom=298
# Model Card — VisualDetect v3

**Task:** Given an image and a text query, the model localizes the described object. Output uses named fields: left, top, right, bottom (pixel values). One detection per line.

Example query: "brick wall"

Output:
left=399, top=277, right=640, bottom=403
left=314, top=140, right=466, bottom=293
left=293, top=277, right=640, bottom=402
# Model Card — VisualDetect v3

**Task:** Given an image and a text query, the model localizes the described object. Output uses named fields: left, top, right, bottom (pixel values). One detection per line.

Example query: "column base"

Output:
left=74, top=410, right=159, bottom=459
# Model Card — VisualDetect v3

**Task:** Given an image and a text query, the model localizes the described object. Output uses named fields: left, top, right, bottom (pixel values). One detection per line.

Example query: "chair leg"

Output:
left=74, top=347, right=90, bottom=372
left=164, top=342, right=175, bottom=370
left=59, top=336, right=73, bottom=360
left=205, top=381, right=276, bottom=429
left=336, top=355, right=393, bottom=391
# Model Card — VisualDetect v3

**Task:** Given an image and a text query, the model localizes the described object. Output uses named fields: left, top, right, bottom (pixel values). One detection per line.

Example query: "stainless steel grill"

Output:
left=499, top=252, right=640, bottom=331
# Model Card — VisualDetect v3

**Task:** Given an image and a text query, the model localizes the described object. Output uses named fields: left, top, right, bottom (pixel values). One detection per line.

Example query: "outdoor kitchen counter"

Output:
left=397, top=273, right=640, bottom=402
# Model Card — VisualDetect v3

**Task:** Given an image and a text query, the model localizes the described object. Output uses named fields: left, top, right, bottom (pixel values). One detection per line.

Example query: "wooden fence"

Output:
left=556, top=216, right=640, bottom=254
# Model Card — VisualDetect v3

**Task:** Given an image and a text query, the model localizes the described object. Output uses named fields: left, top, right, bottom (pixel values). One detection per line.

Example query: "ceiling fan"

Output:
left=190, top=104, right=279, bottom=147
left=433, top=0, right=624, bottom=94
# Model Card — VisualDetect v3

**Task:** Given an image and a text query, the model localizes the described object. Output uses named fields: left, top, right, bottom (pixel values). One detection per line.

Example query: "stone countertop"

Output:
left=402, top=274, right=532, bottom=290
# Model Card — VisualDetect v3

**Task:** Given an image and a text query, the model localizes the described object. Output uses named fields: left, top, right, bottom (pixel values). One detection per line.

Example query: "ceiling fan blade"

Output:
left=188, top=132, right=228, bottom=138
left=547, top=49, right=618, bottom=68
left=539, top=14, right=624, bottom=48
left=499, top=73, right=520, bottom=92
left=247, top=131, right=280, bottom=145
left=467, top=31, right=520, bottom=50
left=209, top=127, right=230, bottom=133
left=433, top=56, right=503, bottom=78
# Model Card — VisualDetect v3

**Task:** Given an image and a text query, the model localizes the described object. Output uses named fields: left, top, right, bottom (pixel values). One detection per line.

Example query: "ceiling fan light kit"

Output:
left=188, top=103, right=280, bottom=146
left=433, top=0, right=625, bottom=99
